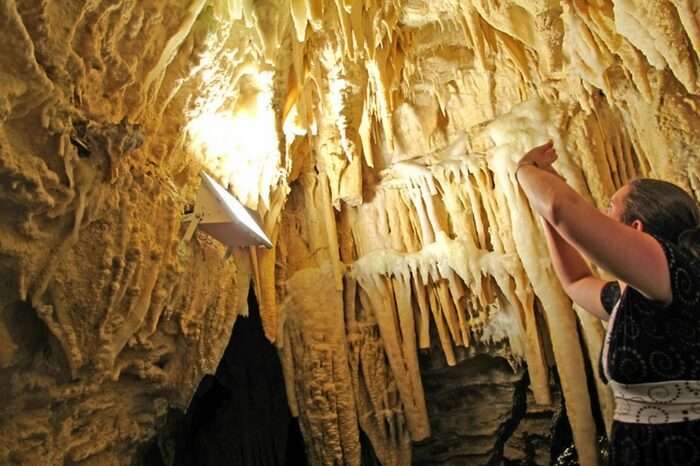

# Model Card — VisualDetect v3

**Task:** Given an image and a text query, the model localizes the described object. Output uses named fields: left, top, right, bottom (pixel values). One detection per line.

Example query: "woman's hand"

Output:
left=518, top=140, right=558, bottom=170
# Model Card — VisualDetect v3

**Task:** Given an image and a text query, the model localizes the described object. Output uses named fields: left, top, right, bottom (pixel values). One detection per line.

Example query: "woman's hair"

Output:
left=621, top=178, right=700, bottom=259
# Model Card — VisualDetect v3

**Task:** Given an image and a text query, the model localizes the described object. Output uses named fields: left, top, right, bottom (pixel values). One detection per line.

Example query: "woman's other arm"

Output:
left=541, top=219, right=609, bottom=320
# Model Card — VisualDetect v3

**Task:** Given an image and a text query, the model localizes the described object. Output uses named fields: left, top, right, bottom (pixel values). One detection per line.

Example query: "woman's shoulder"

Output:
left=651, top=235, right=700, bottom=308
left=653, top=235, right=700, bottom=270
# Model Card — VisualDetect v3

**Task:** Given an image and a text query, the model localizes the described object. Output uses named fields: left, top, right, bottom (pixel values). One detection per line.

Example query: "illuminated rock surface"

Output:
left=1, top=0, right=699, bottom=464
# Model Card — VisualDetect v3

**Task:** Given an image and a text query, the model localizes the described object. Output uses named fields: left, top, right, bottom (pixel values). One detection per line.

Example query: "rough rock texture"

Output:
left=413, top=335, right=563, bottom=466
left=415, top=352, right=531, bottom=465
left=503, top=391, right=561, bottom=466
left=0, top=2, right=253, bottom=464
left=1, top=0, right=700, bottom=465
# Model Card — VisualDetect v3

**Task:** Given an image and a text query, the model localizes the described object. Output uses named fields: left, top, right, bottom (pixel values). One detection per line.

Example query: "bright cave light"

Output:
left=188, top=110, right=275, bottom=156
left=187, top=75, right=280, bottom=210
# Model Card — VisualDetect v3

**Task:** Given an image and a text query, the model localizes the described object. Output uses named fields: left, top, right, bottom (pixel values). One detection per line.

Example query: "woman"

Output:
left=515, top=141, right=700, bottom=465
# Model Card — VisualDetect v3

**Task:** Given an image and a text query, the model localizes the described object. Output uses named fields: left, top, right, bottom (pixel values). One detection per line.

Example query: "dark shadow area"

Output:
left=136, top=287, right=307, bottom=466
left=360, top=430, right=382, bottom=466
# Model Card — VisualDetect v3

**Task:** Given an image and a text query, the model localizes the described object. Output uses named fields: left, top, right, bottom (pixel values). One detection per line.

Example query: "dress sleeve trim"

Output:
left=600, top=280, right=621, bottom=315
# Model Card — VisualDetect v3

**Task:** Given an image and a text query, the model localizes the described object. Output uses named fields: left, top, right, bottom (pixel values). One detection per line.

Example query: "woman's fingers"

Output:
left=518, top=140, right=559, bottom=169
left=544, top=147, right=558, bottom=162
left=526, top=141, right=553, bottom=157
left=535, top=140, right=554, bottom=150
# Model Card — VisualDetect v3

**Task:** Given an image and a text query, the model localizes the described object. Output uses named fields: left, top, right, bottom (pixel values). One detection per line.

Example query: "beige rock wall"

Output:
left=1, top=0, right=699, bottom=465
left=0, top=1, right=252, bottom=463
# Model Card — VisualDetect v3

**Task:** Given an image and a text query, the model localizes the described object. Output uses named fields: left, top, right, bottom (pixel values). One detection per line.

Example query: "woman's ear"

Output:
left=631, top=219, right=644, bottom=232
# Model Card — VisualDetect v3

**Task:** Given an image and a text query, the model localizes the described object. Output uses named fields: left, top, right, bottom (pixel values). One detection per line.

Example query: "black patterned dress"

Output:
left=600, top=237, right=700, bottom=465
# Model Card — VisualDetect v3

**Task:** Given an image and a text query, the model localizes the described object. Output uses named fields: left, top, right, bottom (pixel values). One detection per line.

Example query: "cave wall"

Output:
left=414, top=351, right=553, bottom=466
left=1, top=0, right=700, bottom=465
left=0, top=2, right=253, bottom=463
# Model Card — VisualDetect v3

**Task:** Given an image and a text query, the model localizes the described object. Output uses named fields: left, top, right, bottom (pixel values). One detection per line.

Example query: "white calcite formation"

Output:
left=1, top=0, right=699, bottom=465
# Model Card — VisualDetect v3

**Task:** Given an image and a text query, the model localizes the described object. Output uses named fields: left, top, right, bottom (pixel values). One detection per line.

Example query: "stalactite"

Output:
left=4, top=0, right=700, bottom=464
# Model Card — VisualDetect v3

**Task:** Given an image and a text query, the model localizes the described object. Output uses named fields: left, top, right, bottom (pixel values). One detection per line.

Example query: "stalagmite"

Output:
left=279, top=264, right=361, bottom=465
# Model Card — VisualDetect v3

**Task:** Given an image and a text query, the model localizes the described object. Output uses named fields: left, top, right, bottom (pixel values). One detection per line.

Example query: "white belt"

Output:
left=610, top=380, right=700, bottom=424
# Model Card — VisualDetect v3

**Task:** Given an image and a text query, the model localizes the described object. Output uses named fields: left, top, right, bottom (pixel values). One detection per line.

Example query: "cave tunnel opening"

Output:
left=139, top=287, right=307, bottom=466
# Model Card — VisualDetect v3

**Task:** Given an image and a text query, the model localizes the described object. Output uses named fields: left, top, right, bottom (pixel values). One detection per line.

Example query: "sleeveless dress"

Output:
left=599, top=237, right=700, bottom=465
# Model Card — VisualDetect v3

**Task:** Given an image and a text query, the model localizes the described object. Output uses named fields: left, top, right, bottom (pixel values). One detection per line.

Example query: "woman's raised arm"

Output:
left=516, top=142, right=672, bottom=305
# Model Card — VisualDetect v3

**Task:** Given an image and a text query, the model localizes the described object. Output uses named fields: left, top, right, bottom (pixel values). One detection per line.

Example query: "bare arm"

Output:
left=517, top=162, right=671, bottom=304
left=541, top=219, right=609, bottom=320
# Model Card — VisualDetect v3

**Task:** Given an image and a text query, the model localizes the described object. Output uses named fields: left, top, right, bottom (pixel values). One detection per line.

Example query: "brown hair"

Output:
left=621, top=178, right=700, bottom=259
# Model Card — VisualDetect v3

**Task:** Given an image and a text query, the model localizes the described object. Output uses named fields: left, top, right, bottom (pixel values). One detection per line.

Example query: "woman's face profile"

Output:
left=606, top=184, right=632, bottom=223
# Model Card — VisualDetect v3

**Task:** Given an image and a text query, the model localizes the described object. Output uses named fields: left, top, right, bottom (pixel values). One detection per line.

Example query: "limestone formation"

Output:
left=1, top=0, right=699, bottom=465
